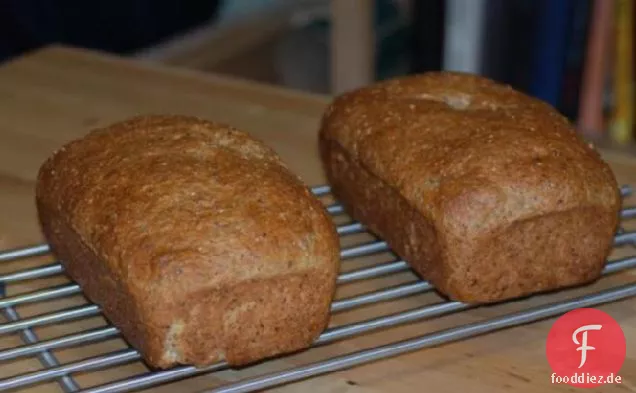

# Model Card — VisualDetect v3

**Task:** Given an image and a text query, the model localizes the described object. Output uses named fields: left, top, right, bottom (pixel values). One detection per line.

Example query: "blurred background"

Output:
left=0, top=0, right=633, bottom=148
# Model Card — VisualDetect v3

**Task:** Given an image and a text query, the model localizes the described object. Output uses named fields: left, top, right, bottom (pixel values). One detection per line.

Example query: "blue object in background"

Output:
left=529, top=0, right=576, bottom=107
left=559, top=0, right=592, bottom=120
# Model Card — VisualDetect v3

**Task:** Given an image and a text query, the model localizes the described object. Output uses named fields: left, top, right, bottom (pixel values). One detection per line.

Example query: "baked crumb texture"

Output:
left=36, top=115, right=340, bottom=368
left=319, top=72, right=621, bottom=304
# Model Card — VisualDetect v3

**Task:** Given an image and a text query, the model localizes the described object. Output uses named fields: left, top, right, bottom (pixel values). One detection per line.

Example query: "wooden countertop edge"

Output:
left=599, top=148, right=636, bottom=167
left=5, top=45, right=636, bottom=173
left=7, top=45, right=333, bottom=116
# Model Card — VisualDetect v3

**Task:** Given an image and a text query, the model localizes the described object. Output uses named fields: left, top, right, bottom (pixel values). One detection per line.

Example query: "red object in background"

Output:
left=577, top=0, right=614, bottom=138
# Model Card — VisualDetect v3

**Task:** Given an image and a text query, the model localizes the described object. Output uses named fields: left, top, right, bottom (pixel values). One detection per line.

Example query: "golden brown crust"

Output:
left=36, top=115, right=340, bottom=368
left=319, top=72, right=621, bottom=303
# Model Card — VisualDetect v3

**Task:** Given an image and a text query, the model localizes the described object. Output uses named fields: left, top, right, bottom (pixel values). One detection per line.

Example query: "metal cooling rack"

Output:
left=1, top=184, right=636, bottom=393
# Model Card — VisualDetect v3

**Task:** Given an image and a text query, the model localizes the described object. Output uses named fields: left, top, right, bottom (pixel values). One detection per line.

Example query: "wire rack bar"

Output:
left=622, top=206, right=636, bottom=218
left=337, top=222, right=365, bottom=235
left=0, top=257, right=419, bottom=362
left=0, top=184, right=634, bottom=393
left=0, top=304, right=99, bottom=335
left=0, top=238, right=388, bottom=286
left=0, top=305, right=101, bottom=335
left=340, top=241, right=388, bottom=259
left=0, top=281, right=79, bottom=392
left=0, top=327, right=120, bottom=362
left=337, top=260, right=409, bottom=284
left=80, top=304, right=474, bottom=393
left=0, top=274, right=430, bottom=337
left=0, top=263, right=64, bottom=284
left=3, top=254, right=634, bottom=392
left=330, top=281, right=431, bottom=312
left=326, top=204, right=345, bottom=215
left=0, top=284, right=82, bottom=309
left=2, top=223, right=631, bottom=311
left=0, top=250, right=407, bottom=312
left=0, top=350, right=141, bottom=391
left=82, top=363, right=228, bottom=393
left=0, top=235, right=433, bottom=338
left=4, top=213, right=636, bottom=276
left=310, top=185, right=332, bottom=196
left=203, top=282, right=636, bottom=393
left=0, top=244, right=51, bottom=262
left=614, top=232, right=636, bottom=245
left=1, top=305, right=80, bottom=392
left=76, top=255, right=636, bottom=393
left=0, top=220, right=371, bottom=288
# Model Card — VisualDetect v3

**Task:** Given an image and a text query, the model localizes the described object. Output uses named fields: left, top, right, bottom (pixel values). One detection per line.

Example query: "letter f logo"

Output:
left=572, top=324, right=603, bottom=368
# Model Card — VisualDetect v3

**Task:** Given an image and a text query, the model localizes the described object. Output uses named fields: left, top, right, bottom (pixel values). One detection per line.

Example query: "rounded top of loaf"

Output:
left=37, top=115, right=340, bottom=295
left=319, top=72, right=621, bottom=232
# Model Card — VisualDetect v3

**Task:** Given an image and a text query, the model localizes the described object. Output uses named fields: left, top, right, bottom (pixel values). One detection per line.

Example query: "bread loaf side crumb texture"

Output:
left=319, top=72, right=621, bottom=303
left=36, top=115, right=340, bottom=368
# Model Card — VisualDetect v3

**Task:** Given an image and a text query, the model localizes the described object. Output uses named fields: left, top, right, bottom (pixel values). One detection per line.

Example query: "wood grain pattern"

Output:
left=0, top=46, right=634, bottom=393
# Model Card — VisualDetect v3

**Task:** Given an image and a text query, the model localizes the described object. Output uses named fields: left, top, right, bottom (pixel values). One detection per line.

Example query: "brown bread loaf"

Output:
left=319, top=72, right=621, bottom=304
left=36, top=115, right=340, bottom=368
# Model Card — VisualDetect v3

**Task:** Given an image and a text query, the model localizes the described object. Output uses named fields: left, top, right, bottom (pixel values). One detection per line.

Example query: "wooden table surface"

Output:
left=0, top=46, right=635, bottom=393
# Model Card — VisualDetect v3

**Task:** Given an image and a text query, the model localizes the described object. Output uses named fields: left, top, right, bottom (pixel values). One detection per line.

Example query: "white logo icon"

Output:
left=572, top=324, right=603, bottom=368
